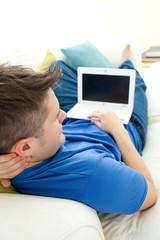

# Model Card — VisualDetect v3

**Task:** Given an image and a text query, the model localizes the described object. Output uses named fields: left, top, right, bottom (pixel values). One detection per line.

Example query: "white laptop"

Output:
left=67, top=67, right=136, bottom=124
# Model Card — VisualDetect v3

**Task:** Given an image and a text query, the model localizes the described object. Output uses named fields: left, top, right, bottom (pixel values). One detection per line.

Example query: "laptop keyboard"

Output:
left=67, top=103, right=130, bottom=124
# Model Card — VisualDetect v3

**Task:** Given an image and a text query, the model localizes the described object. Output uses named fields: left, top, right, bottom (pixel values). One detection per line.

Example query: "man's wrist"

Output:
left=111, top=127, right=128, bottom=141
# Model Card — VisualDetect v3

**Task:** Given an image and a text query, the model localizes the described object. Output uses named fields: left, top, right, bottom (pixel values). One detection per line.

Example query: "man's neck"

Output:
left=27, top=160, right=44, bottom=168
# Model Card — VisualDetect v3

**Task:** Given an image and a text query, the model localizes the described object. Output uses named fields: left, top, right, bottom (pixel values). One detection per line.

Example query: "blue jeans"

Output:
left=51, top=60, right=148, bottom=150
left=119, top=60, right=148, bottom=150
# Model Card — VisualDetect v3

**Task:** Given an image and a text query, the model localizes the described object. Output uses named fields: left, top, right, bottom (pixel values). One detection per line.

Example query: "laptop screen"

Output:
left=82, top=74, right=130, bottom=104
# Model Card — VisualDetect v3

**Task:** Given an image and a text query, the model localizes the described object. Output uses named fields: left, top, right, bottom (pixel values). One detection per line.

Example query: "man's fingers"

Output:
left=88, top=112, right=101, bottom=120
left=8, top=163, right=28, bottom=179
left=0, top=156, right=29, bottom=175
left=0, top=153, right=17, bottom=163
left=0, top=161, right=28, bottom=179
left=0, top=179, right=11, bottom=187
left=0, top=157, right=30, bottom=176
left=91, top=119, right=101, bottom=128
left=0, top=153, right=30, bottom=184
left=88, top=108, right=110, bottom=119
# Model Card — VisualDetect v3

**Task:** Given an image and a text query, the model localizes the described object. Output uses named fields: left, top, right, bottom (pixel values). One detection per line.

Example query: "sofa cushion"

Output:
left=0, top=194, right=104, bottom=240
left=38, top=48, right=57, bottom=72
left=61, top=41, right=115, bottom=69
left=0, top=182, right=19, bottom=193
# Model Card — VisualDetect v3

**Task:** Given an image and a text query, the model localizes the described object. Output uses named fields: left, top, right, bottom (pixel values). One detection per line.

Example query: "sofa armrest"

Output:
left=0, top=194, right=105, bottom=240
left=141, top=62, right=160, bottom=124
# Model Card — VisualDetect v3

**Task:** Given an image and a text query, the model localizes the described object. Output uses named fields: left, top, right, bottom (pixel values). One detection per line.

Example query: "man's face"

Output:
left=31, top=90, right=67, bottom=164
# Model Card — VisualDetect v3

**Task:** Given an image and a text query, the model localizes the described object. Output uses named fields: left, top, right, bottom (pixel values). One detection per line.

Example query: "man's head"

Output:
left=0, top=62, right=67, bottom=165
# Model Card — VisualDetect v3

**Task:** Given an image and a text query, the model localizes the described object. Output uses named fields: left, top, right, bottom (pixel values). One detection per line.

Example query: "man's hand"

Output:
left=0, top=153, right=30, bottom=187
left=88, top=109, right=125, bottom=137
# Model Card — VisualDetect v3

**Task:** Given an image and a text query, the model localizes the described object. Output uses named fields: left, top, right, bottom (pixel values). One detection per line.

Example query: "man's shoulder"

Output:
left=55, top=142, right=105, bottom=173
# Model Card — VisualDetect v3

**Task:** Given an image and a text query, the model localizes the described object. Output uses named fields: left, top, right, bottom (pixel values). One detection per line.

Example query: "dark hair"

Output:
left=0, top=62, right=62, bottom=154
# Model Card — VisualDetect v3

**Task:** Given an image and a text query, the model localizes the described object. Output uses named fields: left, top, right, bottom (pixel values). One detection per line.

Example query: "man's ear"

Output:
left=14, top=139, right=32, bottom=157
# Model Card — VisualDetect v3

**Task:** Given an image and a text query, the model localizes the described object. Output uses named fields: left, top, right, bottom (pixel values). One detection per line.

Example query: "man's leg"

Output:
left=119, top=58, right=148, bottom=150
left=50, top=60, right=78, bottom=112
left=50, top=49, right=148, bottom=150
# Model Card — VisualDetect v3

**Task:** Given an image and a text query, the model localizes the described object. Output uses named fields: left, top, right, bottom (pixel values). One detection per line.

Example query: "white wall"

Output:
left=89, top=0, right=160, bottom=51
left=0, top=0, right=159, bottom=54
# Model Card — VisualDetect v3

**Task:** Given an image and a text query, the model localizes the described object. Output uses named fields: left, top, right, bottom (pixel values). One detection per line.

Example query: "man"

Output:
left=0, top=45, right=157, bottom=214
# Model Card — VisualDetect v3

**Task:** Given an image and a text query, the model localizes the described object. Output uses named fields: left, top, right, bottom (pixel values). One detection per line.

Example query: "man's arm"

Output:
left=0, top=153, right=30, bottom=187
left=88, top=109, right=157, bottom=211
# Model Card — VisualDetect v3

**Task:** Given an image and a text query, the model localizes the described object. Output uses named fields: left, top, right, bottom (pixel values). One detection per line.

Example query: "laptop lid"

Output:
left=78, top=67, right=136, bottom=109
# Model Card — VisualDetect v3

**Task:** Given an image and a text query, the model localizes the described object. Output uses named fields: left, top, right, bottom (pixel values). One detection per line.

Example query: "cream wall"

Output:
left=0, top=0, right=159, bottom=54
left=90, top=0, right=160, bottom=51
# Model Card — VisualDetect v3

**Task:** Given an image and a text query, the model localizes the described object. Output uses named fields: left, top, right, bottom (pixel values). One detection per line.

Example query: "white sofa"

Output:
left=0, top=39, right=160, bottom=240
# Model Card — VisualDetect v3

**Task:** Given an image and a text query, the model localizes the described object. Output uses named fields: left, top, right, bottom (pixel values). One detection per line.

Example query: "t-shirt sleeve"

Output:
left=82, top=156, right=148, bottom=214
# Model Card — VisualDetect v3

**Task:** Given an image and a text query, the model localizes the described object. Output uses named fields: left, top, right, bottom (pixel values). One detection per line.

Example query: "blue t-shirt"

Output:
left=11, top=119, right=147, bottom=214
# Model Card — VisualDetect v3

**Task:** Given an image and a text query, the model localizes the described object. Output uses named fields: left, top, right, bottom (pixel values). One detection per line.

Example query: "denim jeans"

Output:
left=52, top=60, right=148, bottom=150
left=119, top=60, right=148, bottom=150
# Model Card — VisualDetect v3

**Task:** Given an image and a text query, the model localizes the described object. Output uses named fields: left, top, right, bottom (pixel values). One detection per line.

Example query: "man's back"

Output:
left=11, top=118, right=147, bottom=214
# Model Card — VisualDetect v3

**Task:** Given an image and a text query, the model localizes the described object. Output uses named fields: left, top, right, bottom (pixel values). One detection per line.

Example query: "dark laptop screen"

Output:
left=82, top=74, right=130, bottom=104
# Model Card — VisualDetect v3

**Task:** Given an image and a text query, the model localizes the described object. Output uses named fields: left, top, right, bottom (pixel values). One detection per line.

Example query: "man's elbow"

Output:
left=142, top=192, right=157, bottom=211
left=139, top=181, right=157, bottom=211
